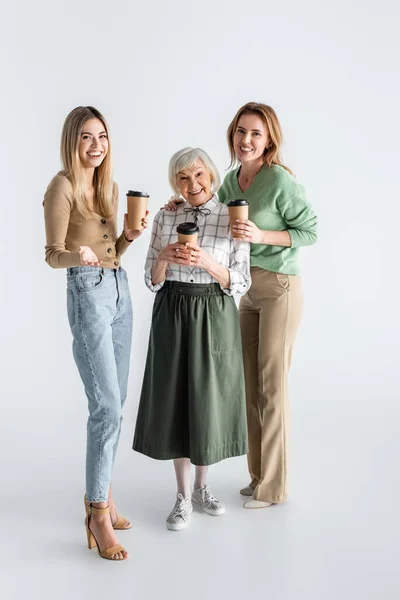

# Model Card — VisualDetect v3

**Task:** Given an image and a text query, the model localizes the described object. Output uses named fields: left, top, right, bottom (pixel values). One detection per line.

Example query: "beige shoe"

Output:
left=84, top=494, right=131, bottom=530
left=85, top=505, right=128, bottom=561
left=239, top=485, right=254, bottom=496
left=243, top=499, right=272, bottom=509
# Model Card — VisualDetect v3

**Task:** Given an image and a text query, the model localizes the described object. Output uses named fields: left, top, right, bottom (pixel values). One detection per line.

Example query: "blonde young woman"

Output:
left=43, top=106, right=148, bottom=560
left=134, top=147, right=250, bottom=530
left=165, top=103, right=317, bottom=509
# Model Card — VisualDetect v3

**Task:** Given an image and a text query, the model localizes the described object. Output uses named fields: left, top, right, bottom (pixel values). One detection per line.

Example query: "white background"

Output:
left=1, top=1, right=399, bottom=598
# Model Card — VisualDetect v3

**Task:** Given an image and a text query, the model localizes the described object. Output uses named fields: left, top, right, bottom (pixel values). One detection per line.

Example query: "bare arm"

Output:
left=232, top=219, right=292, bottom=246
left=262, top=229, right=291, bottom=246
left=151, top=254, right=168, bottom=285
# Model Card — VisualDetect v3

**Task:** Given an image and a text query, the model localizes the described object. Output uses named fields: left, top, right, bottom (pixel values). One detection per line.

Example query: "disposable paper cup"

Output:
left=176, top=222, right=199, bottom=245
left=227, top=199, right=249, bottom=239
left=127, top=190, right=149, bottom=230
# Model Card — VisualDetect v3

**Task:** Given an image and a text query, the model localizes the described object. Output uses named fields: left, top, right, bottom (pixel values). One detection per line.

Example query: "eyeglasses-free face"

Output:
left=176, top=159, right=213, bottom=206
left=78, top=118, right=109, bottom=169
left=233, top=113, right=270, bottom=165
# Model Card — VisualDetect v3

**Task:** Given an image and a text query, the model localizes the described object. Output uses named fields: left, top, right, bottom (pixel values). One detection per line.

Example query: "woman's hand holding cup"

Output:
left=183, top=243, right=210, bottom=269
left=158, top=242, right=192, bottom=266
left=232, top=218, right=264, bottom=243
left=124, top=210, right=150, bottom=242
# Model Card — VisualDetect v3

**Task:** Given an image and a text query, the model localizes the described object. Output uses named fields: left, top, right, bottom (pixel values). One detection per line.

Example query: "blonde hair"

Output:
left=168, top=147, right=221, bottom=198
left=227, top=102, right=293, bottom=174
left=60, top=106, right=114, bottom=218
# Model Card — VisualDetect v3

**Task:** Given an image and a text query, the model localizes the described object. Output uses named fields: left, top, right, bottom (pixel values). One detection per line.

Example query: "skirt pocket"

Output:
left=211, top=294, right=242, bottom=353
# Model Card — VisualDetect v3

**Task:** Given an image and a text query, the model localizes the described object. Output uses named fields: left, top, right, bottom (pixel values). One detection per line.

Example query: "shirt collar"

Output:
left=178, top=194, right=218, bottom=211
left=181, top=195, right=219, bottom=224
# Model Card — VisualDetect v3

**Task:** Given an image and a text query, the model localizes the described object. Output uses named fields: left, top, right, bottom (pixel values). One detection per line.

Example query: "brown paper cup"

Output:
left=228, top=205, right=249, bottom=238
left=127, top=194, right=149, bottom=230
left=178, top=232, right=198, bottom=245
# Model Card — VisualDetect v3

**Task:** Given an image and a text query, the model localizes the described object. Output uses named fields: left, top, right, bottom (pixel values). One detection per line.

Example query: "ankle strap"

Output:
left=89, top=504, right=110, bottom=515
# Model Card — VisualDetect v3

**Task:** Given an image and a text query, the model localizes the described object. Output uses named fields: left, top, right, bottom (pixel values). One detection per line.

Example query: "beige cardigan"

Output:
left=43, top=173, right=131, bottom=269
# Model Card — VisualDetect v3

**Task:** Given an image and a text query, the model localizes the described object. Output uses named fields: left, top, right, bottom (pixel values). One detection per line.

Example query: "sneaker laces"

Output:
left=170, top=493, right=191, bottom=521
left=202, top=486, right=219, bottom=507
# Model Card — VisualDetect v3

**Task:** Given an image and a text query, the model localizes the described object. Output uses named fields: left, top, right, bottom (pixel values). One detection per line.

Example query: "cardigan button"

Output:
left=101, top=219, right=106, bottom=225
left=114, top=261, right=119, bottom=267
left=103, top=234, right=108, bottom=239
left=107, top=248, right=112, bottom=253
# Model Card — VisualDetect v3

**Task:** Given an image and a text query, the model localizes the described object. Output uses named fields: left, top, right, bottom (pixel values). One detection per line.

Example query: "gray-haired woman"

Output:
left=133, top=147, right=250, bottom=530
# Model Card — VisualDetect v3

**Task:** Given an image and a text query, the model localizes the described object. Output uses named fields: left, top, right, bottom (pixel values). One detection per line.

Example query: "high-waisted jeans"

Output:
left=66, top=266, right=133, bottom=502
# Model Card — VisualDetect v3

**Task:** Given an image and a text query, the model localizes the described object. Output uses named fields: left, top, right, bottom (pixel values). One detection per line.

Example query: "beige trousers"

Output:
left=239, top=267, right=303, bottom=503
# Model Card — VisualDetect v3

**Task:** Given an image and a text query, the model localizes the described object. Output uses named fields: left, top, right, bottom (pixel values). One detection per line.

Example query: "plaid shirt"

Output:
left=145, top=196, right=251, bottom=296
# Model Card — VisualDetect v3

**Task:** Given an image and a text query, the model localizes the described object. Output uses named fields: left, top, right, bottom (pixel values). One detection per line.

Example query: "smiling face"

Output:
left=78, top=117, right=109, bottom=169
left=176, top=159, right=213, bottom=206
left=233, top=113, right=270, bottom=165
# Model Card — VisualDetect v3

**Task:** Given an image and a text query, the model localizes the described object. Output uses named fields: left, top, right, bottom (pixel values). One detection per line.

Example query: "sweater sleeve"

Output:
left=277, top=181, right=318, bottom=248
left=43, top=175, right=81, bottom=268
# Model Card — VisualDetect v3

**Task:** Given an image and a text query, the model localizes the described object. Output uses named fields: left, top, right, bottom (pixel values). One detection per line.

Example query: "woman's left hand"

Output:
left=232, top=219, right=265, bottom=243
left=124, top=211, right=150, bottom=241
left=183, top=243, right=212, bottom=270
left=183, top=242, right=230, bottom=288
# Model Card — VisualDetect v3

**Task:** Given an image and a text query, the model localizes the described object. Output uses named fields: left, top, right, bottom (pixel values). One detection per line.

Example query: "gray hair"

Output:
left=168, top=147, right=221, bottom=198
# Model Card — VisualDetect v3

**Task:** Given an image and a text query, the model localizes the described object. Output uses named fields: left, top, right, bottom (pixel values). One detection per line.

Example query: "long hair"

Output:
left=226, top=102, right=293, bottom=174
left=60, top=106, right=114, bottom=218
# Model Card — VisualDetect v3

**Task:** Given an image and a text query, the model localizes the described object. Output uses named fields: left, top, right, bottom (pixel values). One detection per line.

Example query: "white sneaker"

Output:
left=166, top=493, right=193, bottom=531
left=192, top=485, right=225, bottom=516
left=243, top=499, right=272, bottom=509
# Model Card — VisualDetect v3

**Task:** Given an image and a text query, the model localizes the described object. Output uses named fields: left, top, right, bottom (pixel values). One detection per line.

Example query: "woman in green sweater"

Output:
left=164, top=102, right=317, bottom=508
left=219, top=102, right=317, bottom=508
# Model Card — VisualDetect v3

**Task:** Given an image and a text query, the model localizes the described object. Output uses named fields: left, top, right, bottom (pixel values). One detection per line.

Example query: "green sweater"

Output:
left=218, top=165, right=317, bottom=275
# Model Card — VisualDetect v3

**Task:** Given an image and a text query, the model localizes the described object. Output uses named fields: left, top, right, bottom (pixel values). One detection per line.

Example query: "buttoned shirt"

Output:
left=43, top=173, right=131, bottom=269
left=145, top=196, right=251, bottom=296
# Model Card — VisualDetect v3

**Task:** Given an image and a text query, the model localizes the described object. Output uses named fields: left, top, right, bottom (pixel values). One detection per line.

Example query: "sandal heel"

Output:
left=85, top=516, right=97, bottom=549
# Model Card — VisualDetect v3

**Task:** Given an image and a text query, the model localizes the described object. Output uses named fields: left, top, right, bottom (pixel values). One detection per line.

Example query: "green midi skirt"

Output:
left=133, top=281, right=248, bottom=465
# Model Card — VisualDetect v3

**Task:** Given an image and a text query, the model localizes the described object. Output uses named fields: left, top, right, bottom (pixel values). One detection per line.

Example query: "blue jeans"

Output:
left=66, top=267, right=133, bottom=502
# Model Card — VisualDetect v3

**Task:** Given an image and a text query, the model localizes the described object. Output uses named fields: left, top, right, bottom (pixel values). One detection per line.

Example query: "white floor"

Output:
left=2, top=390, right=399, bottom=600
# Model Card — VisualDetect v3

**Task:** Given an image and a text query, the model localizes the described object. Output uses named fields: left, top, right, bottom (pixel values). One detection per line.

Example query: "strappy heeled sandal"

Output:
left=84, top=494, right=132, bottom=530
left=85, top=504, right=128, bottom=561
